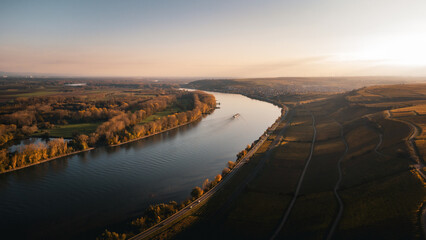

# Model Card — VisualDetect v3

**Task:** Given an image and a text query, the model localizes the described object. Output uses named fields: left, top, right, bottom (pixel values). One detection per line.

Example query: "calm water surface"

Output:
left=0, top=91, right=280, bottom=239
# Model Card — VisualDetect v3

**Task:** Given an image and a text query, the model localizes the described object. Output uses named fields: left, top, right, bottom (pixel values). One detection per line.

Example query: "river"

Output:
left=0, top=91, right=281, bottom=240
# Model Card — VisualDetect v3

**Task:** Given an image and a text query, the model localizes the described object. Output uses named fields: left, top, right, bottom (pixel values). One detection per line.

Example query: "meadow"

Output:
left=33, top=123, right=101, bottom=138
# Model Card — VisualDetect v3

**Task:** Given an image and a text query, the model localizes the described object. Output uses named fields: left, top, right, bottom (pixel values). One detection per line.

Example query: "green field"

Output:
left=138, top=98, right=194, bottom=124
left=34, top=123, right=100, bottom=138
left=6, top=90, right=60, bottom=97
left=139, top=107, right=181, bottom=124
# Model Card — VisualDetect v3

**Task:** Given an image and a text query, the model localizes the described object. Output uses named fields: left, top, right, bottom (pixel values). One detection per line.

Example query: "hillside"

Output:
left=152, top=83, right=426, bottom=240
left=185, top=77, right=425, bottom=94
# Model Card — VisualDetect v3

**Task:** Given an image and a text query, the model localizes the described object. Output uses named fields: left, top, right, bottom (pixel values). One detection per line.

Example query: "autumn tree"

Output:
left=96, top=230, right=126, bottom=240
left=131, top=217, right=146, bottom=231
left=202, top=179, right=211, bottom=191
left=72, top=134, right=89, bottom=150
left=227, top=161, right=236, bottom=169
left=222, top=167, right=231, bottom=176
left=191, top=186, right=204, bottom=199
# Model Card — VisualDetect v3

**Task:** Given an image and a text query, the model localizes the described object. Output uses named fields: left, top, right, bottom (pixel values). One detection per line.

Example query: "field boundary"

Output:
left=326, top=121, right=348, bottom=240
left=270, top=112, right=317, bottom=240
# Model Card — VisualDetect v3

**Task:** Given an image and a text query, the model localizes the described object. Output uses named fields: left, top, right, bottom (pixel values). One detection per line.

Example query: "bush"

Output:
left=222, top=167, right=231, bottom=176
left=202, top=178, right=211, bottom=191
left=227, top=161, right=236, bottom=169
left=191, top=186, right=204, bottom=199
left=96, top=230, right=126, bottom=240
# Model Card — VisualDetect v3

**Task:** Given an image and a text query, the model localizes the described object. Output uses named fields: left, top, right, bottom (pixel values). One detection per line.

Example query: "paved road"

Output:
left=325, top=121, right=348, bottom=240
left=270, top=112, right=317, bottom=240
left=130, top=107, right=289, bottom=240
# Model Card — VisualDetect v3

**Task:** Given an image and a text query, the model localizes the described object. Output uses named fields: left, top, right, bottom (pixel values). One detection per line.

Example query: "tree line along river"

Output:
left=0, top=90, right=281, bottom=240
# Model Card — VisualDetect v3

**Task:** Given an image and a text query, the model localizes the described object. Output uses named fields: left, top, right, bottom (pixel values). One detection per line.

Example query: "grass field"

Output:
left=283, top=125, right=314, bottom=142
left=138, top=99, right=191, bottom=124
left=391, top=111, right=417, bottom=117
left=377, top=118, right=412, bottom=154
left=281, top=113, right=314, bottom=142
left=337, top=171, right=425, bottom=240
left=250, top=142, right=311, bottom=194
left=33, top=123, right=101, bottom=138
left=344, top=123, right=379, bottom=159
left=393, top=104, right=426, bottom=115
left=9, top=90, right=60, bottom=97
left=139, top=107, right=181, bottom=124
left=315, top=120, right=341, bottom=141
left=225, top=191, right=292, bottom=240
left=300, top=138, right=344, bottom=194
left=278, top=191, right=337, bottom=240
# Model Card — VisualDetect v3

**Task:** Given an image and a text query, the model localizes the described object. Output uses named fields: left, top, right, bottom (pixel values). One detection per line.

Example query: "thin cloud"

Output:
left=220, top=56, right=330, bottom=77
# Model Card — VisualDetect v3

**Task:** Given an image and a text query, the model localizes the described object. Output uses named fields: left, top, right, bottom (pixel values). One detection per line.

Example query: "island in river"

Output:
left=0, top=79, right=216, bottom=173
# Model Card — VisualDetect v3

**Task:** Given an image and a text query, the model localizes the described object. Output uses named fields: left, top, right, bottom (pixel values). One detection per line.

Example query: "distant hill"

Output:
left=185, top=76, right=426, bottom=93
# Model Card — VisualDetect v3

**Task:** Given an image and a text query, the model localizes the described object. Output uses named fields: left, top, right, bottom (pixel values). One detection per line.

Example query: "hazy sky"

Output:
left=1, top=0, right=426, bottom=77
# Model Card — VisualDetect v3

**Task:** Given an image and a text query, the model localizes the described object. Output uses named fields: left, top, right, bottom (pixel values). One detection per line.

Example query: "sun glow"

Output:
left=333, top=34, right=426, bottom=66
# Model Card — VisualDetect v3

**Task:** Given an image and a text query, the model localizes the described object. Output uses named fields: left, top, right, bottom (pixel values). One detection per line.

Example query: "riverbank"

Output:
left=0, top=90, right=281, bottom=240
left=118, top=106, right=287, bottom=240
left=109, top=114, right=207, bottom=147
left=0, top=147, right=95, bottom=174
left=1, top=109, right=214, bottom=175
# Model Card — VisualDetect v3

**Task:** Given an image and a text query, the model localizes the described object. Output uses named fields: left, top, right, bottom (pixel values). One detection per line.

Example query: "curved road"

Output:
left=374, top=133, right=384, bottom=156
left=270, top=112, right=317, bottom=240
left=385, top=110, right=426, bottom=239
left=325, top=121, right=348, bottom=240
left=385, top=110, right=425, bottom=178
left=130, top=107, right=289, bottom=240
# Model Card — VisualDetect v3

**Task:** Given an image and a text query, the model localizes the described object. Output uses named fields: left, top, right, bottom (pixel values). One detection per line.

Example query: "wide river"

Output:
left=0, top=91, right=281, bottom=240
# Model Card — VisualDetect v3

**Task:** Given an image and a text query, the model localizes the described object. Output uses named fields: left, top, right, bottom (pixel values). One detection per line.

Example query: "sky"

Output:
left=1, top=0, right=426, bottom=77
